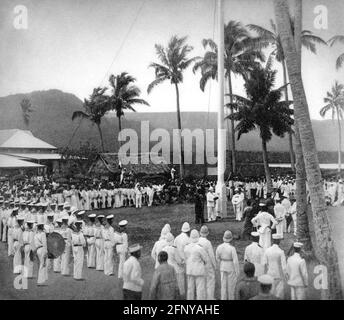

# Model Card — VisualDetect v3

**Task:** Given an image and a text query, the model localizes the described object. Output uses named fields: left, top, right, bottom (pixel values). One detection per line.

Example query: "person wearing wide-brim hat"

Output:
left=116, top=220, right=128, bottom=279
left=262, top=233, right=286, bottom=299
left=215, top=230, right=240, bottom=300
left=286, top=242, right=308, bottom=300
left=244, top=232, right=264, bottom=277
left=198, top=225, right=216, bottom=300
left=123, top=244, right=144, bottom=300
left=94, top=214, right=105, bottom=271
left=71, top=220, right=86, bottom=280
left=23, top=220, right=35, bottom=278
left=34, top=222, right=48, bottom=286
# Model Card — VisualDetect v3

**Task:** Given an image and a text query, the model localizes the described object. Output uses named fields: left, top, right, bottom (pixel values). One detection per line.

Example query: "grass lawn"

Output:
left=0, top=203, right=322, bottom=300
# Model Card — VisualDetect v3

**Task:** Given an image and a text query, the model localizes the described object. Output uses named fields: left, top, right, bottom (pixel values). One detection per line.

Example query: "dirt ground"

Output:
left=0, top=203, right=322, bottom=300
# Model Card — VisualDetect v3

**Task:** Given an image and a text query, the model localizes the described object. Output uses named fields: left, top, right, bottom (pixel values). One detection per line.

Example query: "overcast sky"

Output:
left=0, top=0, right=343, bottom=120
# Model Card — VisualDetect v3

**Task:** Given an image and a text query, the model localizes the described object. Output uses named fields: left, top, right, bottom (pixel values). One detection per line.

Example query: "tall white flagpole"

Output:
left=216, top=0, right=227, bottom=217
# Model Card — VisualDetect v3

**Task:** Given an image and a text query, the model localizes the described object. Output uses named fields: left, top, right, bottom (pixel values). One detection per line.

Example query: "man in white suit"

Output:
left=286, top=242, right=308, bottom=300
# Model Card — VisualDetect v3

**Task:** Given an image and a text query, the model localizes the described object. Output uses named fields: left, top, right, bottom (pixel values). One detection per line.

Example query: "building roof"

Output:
left=90, top=153, right=170, bottom=175
left=3, top=153, right=61, bottom=160
left=0, top=154, right=45, bottom=168
left=269, top=163, right=339, bottom=170
left=0, top=129, right=56, bottom=150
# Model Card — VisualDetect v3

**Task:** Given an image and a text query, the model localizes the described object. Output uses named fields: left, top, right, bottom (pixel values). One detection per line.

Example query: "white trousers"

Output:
left=24, top=244, right=33, bottom=278
left=104, top=244, right=114, bottom=276
left=95, top=239, right=104, bottom=270
left=53, top=256, right=61, bottom=273
left=176, top=272, right=186, bottom=296
left=259, top=229, right=271, bottom=249
left=187, top=275, right=206, bottom=300
left=87, top=243, right=96, bottom=268
left=290, top=286, right=306, bottom=300
left=220, top=271, right=237, bottom=300
left=136, top=195, right=142, bottom=208
left=276, top=220, right=284, bottom=237
left=7, top=229, right=14, bottom=256
left=207, top=207, right=216, bottom=221
left=272, top=278, right=285, bottom=299
left=72, top=246, right=84, bottom=279
left=1, top=221, right=6, bottom=242
left=37, top=247, right=48, bottom=285
left=61, top=246, right=70, bottom=276
left=118, top=253, right=126, bottom=279
left=205, top=268, right=215, bottom=300
left=13, top=241, right=22, bottom=274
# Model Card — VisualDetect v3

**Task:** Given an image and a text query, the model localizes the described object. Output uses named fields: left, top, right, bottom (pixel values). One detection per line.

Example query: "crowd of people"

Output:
left=0, top=171, right=322, bottom=301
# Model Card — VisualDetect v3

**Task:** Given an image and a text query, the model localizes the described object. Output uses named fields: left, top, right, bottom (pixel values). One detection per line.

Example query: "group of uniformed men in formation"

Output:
left=0, top=175, right=310, bottom=300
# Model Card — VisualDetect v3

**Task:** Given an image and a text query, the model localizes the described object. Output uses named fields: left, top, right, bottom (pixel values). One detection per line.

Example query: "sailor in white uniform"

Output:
left=286, top=242, right=308, bottom=300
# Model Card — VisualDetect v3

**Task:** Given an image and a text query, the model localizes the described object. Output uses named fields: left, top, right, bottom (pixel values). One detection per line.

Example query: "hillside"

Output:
left=0, top=89, right=340, bottom=153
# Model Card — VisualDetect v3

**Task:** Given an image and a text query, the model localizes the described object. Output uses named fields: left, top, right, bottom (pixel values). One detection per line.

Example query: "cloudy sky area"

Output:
left=0, top=0, right=344, bottom=120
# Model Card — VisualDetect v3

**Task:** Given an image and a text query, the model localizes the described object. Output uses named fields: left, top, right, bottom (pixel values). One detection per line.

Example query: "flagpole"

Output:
left=216, top=0, right=227, bottom=217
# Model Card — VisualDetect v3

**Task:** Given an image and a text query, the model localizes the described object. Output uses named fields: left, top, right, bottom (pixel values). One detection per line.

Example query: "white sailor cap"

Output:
left=272, top=234, right=283, bottom=240
left=129, top=243, right=142, bottom=253
left=26, top=220, right=35, bottom=224
left=181, top=222, right=190, bottom=232
left=16, top=216, right=25, bottom=221
left=88, top=213, right=96, bottom=218
left=293, top=242, right=303, bottom=248
left=106, top=214, right=114, bottom=219
left=258, top=274, right=274, bottom=285
left=77, top=210, right=85, bottom=216
left=97, top=214, right=105, bottom=219
left=56, top=218, right=63, bottom=223
left=119, top=220, right=128, bottom=227
left=36, top=222, right=44, bottom=226
left=75, top=220, right=83, bottom=225
left=63, top=202, right=71, bottom=208
left=251, top=231, right=260, bottom=237
left=47, top=213, right=54, bottom=218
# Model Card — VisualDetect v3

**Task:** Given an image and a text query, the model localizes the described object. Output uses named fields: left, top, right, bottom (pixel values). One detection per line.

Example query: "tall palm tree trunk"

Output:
left=118, top=116, right=122, bottom=152
left=294, top=0, right=312, bottom=251
left=174, top=83, right=185, bottom=179
left=282, top=59, right=296, bottom=172
left=96, top=123, right=105, bottom=153
left=274, top=0, right=342, bottom=299
left=337, top=112, right=342, bottom=173
left=261, top=139, right=272, bottom=193
left=228, top=74, right=236, bottom=175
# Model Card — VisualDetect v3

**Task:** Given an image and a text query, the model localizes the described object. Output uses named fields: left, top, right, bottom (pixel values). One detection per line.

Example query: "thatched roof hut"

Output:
left=89, top=153, right=170, bottom=177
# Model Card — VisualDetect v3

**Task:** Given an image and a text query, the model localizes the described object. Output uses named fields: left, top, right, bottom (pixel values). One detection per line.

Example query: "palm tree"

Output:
left=147, top=35, right=196, bottom=178
left=72, top=87, right=109, bottom=152
left=248, top=19, right=327, bottom=171
left=227, top=60, right=293, bottom=192
left=274, top=0, right=342, bottom=300
left=20, top=98, right=34, bottom=128
left=320, top=81, right=344, bottom=172
left=328, top=35, right=344, bottom=69
left=193, top=21, right=265, bottom=174
left=108, top=72, right=149, bottom=136
left=293, top=0, right=312, bottom=251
